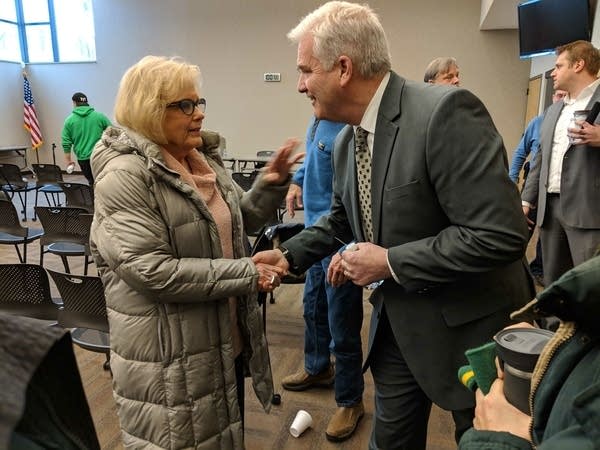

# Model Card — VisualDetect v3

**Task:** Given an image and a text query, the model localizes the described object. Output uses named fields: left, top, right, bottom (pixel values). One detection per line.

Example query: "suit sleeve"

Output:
left=521, top=138, right=542, bottom=206
left=388, top=89, right=529, bottom=291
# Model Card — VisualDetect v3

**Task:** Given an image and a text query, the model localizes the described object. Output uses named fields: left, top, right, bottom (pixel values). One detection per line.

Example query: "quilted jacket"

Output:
left=90, top=126, right=285, bottom=449
left=459, top=255, right=600, bottom=450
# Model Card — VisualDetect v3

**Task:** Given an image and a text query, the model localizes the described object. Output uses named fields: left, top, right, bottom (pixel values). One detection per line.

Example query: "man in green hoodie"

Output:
left=61, top=92, right=111, bottom=185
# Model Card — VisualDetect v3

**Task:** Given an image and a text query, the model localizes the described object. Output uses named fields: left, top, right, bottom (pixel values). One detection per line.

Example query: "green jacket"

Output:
left=90, top=126, right=286, bottom=449
left=459, top=256, right=600, bottom=449
left=61, top=106, right=111, bottom=160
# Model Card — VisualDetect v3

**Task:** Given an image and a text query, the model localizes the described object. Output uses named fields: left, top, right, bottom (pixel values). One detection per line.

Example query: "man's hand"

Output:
left=286, top=184, right=303, bottom=218
left=327, top=251, right=350, bottom=287
left=522, top=205, right=534, bottom=231
left=252, top=249, right=290, bottom=273
left=340, top=242, right=391, bottom=287
left=262, top=138, right=305, bottom=185
left=473, top=378, right=531, bottom=441
left=570, top=121, right=600, bottom=147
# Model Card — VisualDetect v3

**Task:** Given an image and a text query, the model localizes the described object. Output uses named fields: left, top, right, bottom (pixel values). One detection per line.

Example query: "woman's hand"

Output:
left=262, top=138, right=304, bottom=185
left=255, top=262, right=286, bottom=292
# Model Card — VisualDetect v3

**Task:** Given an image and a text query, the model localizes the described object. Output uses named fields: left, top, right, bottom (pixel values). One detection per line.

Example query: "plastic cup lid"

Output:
left=494, top=327, right=554, bottom=372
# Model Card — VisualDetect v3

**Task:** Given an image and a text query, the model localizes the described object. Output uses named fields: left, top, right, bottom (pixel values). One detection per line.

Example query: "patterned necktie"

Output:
left=355, top=126, right=373, bottom=242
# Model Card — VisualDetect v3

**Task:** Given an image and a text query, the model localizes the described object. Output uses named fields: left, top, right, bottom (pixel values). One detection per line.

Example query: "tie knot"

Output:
left=355, top=127, right=368, bottom=153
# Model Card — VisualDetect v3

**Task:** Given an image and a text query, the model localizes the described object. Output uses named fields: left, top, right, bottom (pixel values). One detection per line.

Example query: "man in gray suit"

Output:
left=522, top=40, right=600, bottom=287
left=253, top=2, right=533, bottom=448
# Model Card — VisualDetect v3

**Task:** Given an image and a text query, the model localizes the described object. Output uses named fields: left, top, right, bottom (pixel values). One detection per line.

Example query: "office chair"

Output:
left=0, top=198, right=44, bottom=263
left=59, top=182, right=94, bottom=213
left=251, top=222, right=305, bottom=323
left=47, top=269, right=110, bottom=371
left=32, top=163, right=64, bottom=220
left=0, top=263, right=59, bottom=321
left=0, top=163, right=37, bottom=221
left=231, top=170, right=259, bottom=192
left=35, top=206, right=93, bottom=275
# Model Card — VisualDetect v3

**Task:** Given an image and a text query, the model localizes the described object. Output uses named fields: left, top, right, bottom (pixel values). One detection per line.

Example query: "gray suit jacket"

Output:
left=283, top=72, right=533, bottom=410
left=522, top=85, right=600, bottom=229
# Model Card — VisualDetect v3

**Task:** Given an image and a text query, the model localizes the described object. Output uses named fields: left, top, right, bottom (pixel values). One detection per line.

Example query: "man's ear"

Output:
left=339, top=55, right=353, bottom=86
left=573, top=59, right=585, bottom=73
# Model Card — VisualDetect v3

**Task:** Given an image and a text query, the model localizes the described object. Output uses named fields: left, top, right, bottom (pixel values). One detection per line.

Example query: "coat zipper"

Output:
left=527, top=321, right=576, bottom=448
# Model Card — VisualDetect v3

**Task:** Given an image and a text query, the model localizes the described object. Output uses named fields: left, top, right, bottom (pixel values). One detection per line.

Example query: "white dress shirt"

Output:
left=547, top=78, right=600, bottom=193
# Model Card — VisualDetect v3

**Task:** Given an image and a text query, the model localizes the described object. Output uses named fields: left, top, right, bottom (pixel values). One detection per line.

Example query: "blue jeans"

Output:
left=303, top=255, right=364, bottom=406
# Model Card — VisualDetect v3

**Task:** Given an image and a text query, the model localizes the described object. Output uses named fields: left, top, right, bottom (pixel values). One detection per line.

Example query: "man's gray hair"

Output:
left=287, top=1, right=391, bottom=78
left=423, top=57, right=458, bottom=82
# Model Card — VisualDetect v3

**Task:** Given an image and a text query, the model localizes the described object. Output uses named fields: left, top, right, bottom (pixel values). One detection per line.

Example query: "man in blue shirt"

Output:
left=282, top=117, right=365, bottom=442
left=509, top=90, right=566, bottom=285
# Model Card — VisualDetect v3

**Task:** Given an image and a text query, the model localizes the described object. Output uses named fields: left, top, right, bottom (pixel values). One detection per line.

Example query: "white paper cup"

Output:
left=290, top=409, right=312, bottom=438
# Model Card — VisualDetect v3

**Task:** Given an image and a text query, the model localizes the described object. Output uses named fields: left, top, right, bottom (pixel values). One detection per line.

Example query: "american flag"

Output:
left=23, top=74, right=43, bottom=149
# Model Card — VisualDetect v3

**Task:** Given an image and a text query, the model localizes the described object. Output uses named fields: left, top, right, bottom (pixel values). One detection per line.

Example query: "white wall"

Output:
left=0, top=0, right=531, bottom=167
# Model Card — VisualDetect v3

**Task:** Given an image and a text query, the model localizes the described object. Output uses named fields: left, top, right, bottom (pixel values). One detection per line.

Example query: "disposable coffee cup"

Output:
left=290, top=409, right=312, bottom=438
left=568, top=109, right=589, bottom=144
left=494, top=327, right=554, bottom=414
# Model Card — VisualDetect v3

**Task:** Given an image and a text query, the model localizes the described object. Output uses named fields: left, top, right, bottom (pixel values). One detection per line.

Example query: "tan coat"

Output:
left=90, top=127, right=283, bottom=449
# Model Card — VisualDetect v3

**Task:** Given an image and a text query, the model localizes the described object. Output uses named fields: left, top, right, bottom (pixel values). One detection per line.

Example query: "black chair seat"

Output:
left=0, top=228, right=43, bottom=244
left=47, top=241, right=86, bottom=255
left=70, top=328, right=110, bottom=353
left=39, top=184, right=63, bottom=194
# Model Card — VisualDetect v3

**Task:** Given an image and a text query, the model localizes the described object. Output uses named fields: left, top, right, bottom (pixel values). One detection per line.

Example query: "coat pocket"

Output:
left=385, top=180, right=420, bottom=201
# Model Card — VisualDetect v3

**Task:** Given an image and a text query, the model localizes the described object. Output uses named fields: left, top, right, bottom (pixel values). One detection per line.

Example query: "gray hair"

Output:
left=287, top=1, right=391, bottom=78
left=423, top=57, right=458, bottom=82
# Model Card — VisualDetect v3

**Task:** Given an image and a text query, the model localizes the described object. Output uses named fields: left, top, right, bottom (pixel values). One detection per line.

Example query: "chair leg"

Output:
left=84, top=255, right=89, bottom=275
left=269, top=292, right=275, bottom=304
left=39, top=245, right=44, bottom=266
left=33, top=189, right=39, bottom=220
left=60, top=255, right=71, bottom=273
left=14, top=244, right=24, bottom=263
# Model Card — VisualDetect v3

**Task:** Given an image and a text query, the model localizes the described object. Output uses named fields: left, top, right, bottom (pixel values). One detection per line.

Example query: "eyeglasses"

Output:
left=166, top=98, right=206, bottom=115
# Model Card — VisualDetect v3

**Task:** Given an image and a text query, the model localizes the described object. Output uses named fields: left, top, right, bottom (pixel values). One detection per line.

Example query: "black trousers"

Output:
left=77, top=159, right=94, bottom=186
left=368, top=307, right=473, bottom=450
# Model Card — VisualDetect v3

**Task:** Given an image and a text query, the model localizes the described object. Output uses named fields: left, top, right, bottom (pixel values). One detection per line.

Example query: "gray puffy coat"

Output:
left=90, top=126, right=283, bottom=449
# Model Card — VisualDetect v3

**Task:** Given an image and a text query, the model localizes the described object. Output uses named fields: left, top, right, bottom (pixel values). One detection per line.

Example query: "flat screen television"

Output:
left=518, top=0, right=591, bottom=59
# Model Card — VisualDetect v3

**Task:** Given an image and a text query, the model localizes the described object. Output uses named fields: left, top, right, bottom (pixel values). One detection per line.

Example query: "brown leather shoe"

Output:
left=281, top=365, right=335, bottom=391
left=326, top=402, right=364, bottom=442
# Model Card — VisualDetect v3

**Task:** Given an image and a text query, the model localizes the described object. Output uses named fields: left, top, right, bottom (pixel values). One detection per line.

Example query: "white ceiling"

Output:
left=480, top=0, right=521, bottom=30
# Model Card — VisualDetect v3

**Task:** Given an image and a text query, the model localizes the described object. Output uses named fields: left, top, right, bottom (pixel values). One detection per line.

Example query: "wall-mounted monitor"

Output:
left=518, top=0, right=591, bottom=59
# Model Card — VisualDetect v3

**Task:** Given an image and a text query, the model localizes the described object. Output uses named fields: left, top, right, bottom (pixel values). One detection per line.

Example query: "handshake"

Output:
left=254, top=260, right=287, bottom=293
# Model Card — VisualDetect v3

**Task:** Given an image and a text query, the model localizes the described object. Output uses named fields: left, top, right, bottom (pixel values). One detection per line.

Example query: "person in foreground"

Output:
left=460, top=254, right=600, bottom=449
left=253, top=2, right=533, bottom=449
left=90, top=55, right=302, bottom=449
left=283, top=116, right=365, bottom=441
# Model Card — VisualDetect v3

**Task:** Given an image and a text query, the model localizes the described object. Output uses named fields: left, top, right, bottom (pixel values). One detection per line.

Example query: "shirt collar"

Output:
left=354, top=71, right=391, bottom=135
left=563, top=78, right=600, bottom=105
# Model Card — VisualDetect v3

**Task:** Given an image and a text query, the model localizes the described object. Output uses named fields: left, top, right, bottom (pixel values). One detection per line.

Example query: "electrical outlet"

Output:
left=264, top=72, right=281, bottom=82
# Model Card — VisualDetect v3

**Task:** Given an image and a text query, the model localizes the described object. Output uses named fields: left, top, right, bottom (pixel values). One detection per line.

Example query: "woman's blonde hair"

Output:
left=114, top=55, right=202, bottom=144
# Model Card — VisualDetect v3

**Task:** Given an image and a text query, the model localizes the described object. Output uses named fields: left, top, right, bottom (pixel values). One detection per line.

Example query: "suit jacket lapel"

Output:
left=371, top=72, right=403, bottom=244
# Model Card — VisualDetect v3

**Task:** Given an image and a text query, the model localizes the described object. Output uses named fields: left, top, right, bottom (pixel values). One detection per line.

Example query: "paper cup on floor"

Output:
left=290, top=410, right=312, bottom=438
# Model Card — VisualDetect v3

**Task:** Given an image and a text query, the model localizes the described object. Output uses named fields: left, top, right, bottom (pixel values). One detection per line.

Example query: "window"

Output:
left=0, top=0, right=96, bottom=63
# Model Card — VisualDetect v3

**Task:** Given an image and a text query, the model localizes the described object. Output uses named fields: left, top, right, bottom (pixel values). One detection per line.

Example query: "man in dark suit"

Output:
left=522, top=40, right=600, bottom=287
left=253, top=2, right=533, bottom=448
